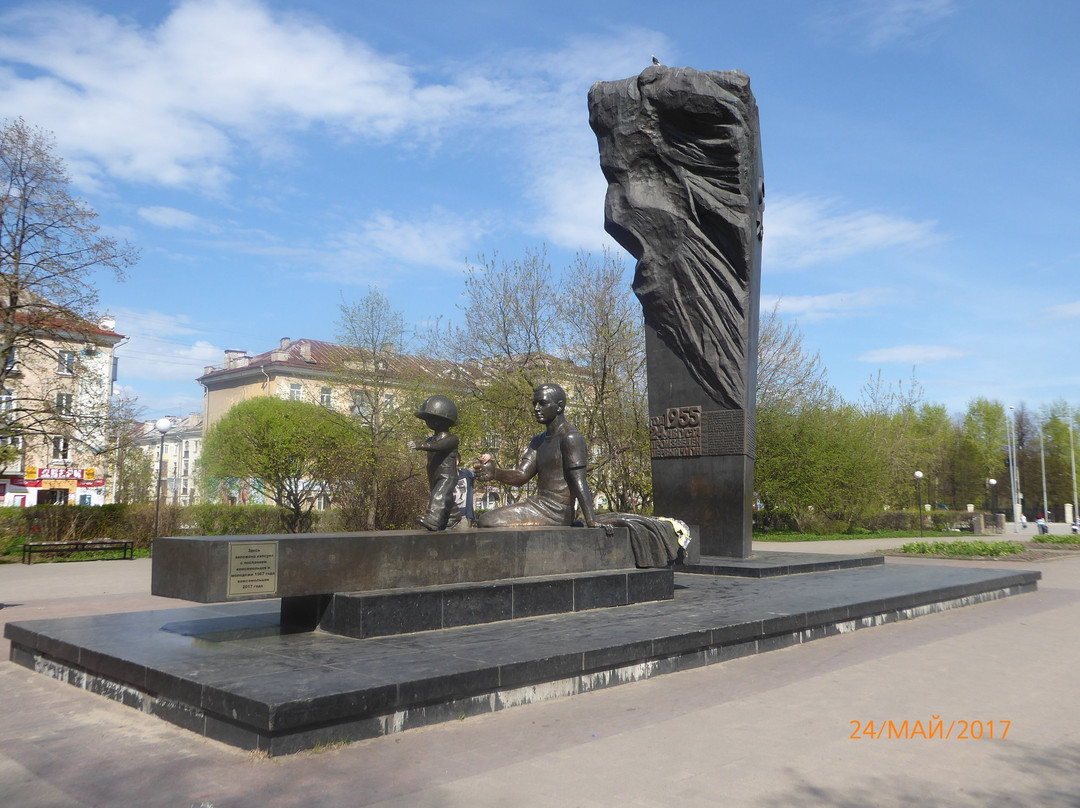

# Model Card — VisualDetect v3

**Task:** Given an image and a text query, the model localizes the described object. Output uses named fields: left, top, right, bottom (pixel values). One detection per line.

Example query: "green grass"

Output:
left=755, top=530, right=965, bottom=542
left=1033, top=534, right=1080, bottom=545
left=898, top=540, right=1025, bottom=557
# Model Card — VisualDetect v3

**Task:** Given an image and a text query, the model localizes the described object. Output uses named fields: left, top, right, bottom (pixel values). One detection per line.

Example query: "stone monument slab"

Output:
left=590, top=65, right=764, bottom=557
left=151, top=526, right=636, bottom=604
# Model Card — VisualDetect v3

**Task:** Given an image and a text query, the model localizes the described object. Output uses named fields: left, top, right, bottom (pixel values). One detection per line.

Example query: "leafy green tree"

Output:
left=1037, top=401, right=1079, bottom=519
left=200, top=397, right=357, bottom=533
left=908, top=402, right=954, bottom=509
left=113, top=443, right=153, bottom=504
left=753, top=307, right=842, bottom=529
left=959, top=397, right=1007, bottom=511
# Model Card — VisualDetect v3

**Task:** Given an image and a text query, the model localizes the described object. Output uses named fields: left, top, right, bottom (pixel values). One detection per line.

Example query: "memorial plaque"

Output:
left=227, top=541, right=279, bottom=598
left=650, top=406, right=758, bottom=459
left=650, top=406, right=703, bottom=458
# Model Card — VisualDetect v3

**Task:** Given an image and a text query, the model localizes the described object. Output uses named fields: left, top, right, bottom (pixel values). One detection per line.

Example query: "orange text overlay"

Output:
left=849, top=718, right=1010, bottom=740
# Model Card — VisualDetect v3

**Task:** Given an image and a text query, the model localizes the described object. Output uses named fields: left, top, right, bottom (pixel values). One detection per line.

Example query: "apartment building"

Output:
left=0, top=316, right=125, bottom=506
left=197, top=337, right=470, bottom=429
left=133, top=413, right=204, bottom=506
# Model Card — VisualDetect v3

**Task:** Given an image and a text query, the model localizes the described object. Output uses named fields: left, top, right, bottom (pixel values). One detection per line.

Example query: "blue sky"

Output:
left=1, top=0, right=1077, bottom=420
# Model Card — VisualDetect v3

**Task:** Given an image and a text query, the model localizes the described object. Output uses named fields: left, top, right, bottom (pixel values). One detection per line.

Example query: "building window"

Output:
left=55, top=392, right=74, bottom=417
left=4, top=347, right=18, bottom=372
left=0, top=388, right=13, bottom=414
left=1, top=434, right=24, bottom=471
left=51, top=436, right=69, bottom=462
left=289, top=383, right=302, bottom=400
left=320, top=387, right=332, bottom=408
left=350, top=390, right=371, bottom=418
left=57, top=350, right=77, bottom=376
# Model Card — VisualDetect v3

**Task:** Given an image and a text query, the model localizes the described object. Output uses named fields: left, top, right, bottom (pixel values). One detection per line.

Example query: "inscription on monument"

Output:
left=650, top=406, right=755, bottom=458
left=650, top=406, right=703, bottom=458
left=227, top=541, right=279, bottom=598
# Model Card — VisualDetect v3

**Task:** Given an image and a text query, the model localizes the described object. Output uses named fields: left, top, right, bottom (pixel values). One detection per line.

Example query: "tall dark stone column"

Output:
left=589, top=65, right=763, bottom=558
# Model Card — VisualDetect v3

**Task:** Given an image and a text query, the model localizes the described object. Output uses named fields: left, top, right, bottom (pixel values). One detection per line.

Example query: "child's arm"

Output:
left=415, top=433, right=459, bottom=452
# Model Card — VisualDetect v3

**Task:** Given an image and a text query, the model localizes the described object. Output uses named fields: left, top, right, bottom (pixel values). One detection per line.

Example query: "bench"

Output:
left=22, top=539, right=135, bottom=564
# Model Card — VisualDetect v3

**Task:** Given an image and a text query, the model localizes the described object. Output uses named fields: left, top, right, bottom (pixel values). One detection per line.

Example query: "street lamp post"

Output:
left=1069, top=408, right=1078, bottom=527
left=986, top=477, right=997, bottom=513
left=914, top=470, right=924, bottom=538
left=1007, top=405, right=1020, bottom=533
left=1039, top=422, right=1049, bottom=523
left=152, top=417, right=173, bottom=550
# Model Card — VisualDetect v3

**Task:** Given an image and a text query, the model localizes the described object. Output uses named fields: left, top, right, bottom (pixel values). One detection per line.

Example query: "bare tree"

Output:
left=559, top=249, right=650, bottom=512
left=333, top=287, right=428, bottom=529
left=756, top=301, right=832, bottom=412
left=0, top=118, right=136, bottom=461
left=455, top=247, right=566, bottom=474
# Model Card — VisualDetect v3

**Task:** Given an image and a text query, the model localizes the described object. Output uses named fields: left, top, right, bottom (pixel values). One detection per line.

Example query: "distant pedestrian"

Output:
left=1021, top=514, right=1028, bottom=529
left=1036, top=515, right=1048, bottom=535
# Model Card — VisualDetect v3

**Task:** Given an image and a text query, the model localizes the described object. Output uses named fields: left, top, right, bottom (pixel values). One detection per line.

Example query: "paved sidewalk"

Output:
left=2, top=552, right=1079, bottom=807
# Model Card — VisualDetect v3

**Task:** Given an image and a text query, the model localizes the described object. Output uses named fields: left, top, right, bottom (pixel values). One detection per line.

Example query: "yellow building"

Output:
left=197, top=337, right=470, bottom=429
left=0, top=316, right=125, bottom=506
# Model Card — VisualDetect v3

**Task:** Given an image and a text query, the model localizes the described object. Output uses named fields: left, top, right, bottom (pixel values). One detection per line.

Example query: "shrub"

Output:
left=0, top=504, right=333, bottom=558
left=1033, top=534, right=1080, bottom=545
left=899, top=539, right=1024, bottom=557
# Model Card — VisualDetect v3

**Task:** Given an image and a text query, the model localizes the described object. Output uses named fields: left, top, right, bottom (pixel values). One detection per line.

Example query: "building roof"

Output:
left=5, top=300, right=125, bottom=343
left=197, top=338, right=471, bottom=388
left=133, top=412, right=203, bottom=445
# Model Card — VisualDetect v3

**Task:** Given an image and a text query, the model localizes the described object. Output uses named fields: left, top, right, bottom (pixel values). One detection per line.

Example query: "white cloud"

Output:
left=0, top=0, right=514, bottom=192
left=114, top=384, right=203, bottom=419
left=1048, top=300, right=1080, bottom=318
left=115, top=337, right=222, bottom=384
left=108, top=308, right=205, bottom=338
left=529, top=153, right=612, bottom=251
left=858, top=344, right=968, bottom=364
left=763, top=195, right=940, bottom=270
left=0, top=1, right=666, bottom=256
left=108, top=308, right=223, bottom=383
left=761, top=289, right=893, bottom=323
left=354, top=209, right=488, bottom=270
left=137, top=206, right=210, bottom=230
left=281, top=208, right=491, bottom=285
left=486, top=29, right=672, bottom=251
left=814, top=0, right=956, bottom=49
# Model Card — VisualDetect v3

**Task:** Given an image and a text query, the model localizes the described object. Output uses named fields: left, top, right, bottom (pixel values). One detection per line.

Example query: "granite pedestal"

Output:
left=6, top=560, right=1039, bottom=755
left=151, top=526, right=637, bottom=603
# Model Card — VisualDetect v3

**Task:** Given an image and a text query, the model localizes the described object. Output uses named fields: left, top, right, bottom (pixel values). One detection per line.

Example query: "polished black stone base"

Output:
left=681, top=550, right=885, bottom=578
left=5, top=563, right=1039, bottom=756
left=320, top=568, right=675, bottom=639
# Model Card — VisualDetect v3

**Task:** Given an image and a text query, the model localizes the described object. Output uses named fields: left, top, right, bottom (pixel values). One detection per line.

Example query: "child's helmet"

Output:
left=414, top=395, right=458, bottom=426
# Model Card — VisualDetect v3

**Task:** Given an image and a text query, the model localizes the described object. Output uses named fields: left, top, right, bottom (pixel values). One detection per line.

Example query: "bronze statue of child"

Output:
left=412, top=395, right=463, bottom=531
